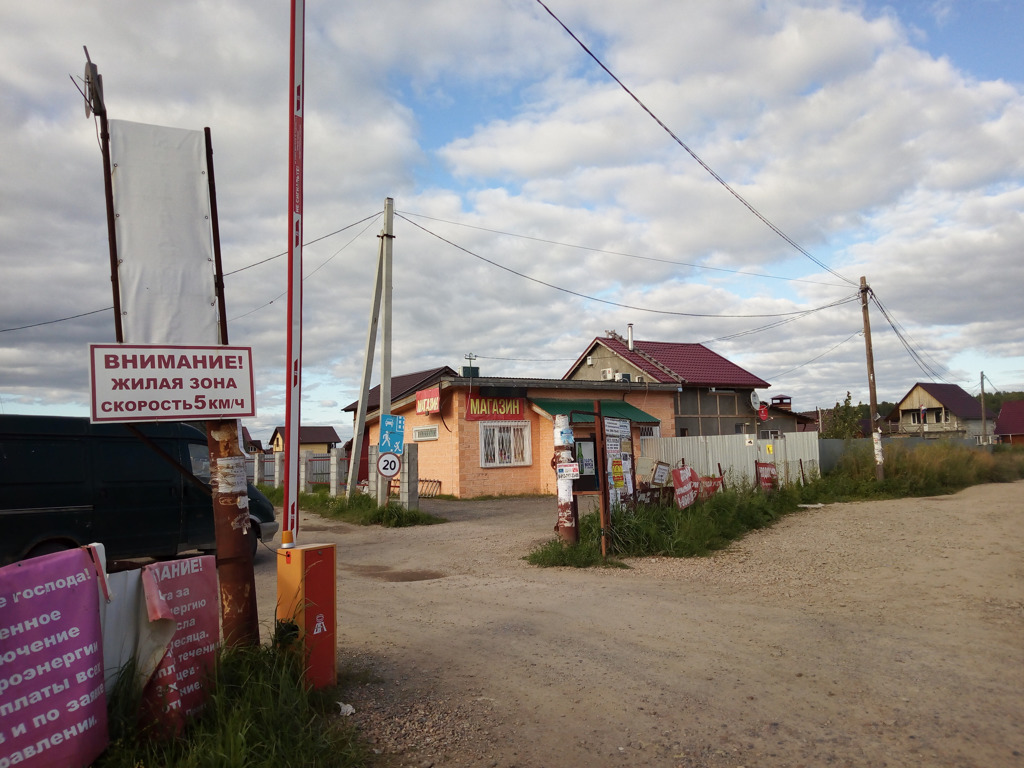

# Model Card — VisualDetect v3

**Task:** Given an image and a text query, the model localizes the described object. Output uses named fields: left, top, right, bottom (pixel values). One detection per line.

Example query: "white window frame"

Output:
left=413, top=425, right=439, bottom=442
left=638, top=425, right=660, bottom=438
left=479, top=421, right=531, bottom=468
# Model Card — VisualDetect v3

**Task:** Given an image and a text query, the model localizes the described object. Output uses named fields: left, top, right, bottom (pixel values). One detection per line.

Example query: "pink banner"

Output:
left=140, top=555, right=219, bottom=734
left=0, top=549, right=108, bottom=767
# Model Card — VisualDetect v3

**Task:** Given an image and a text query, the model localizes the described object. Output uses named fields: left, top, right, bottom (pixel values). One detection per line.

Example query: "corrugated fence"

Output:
left=639, top=431, right=820, bottom=487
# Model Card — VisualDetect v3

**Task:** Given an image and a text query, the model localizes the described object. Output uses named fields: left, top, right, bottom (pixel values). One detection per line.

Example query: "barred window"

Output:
left=480, top=421, right=531, bottom=468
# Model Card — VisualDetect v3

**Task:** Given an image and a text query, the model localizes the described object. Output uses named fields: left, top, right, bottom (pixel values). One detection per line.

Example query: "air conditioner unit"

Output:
left=601, top=368, right=615, bottom=380
left=614, top=372, right=631, bottom=382
left=586, top=355, right=594, bottom=366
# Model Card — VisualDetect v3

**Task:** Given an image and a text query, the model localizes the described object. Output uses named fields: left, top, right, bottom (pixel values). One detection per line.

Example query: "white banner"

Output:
left=89, top=344, right=255, bottom=422
left=109, top=120, right=220, bottom=345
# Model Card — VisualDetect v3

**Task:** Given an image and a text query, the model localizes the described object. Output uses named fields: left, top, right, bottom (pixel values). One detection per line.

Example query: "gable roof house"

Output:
left=269, top=425, right=343, bottom=454
left=994, top=400, right=1024, bottom=446
left=886, top=382, right=996, bottom=443
left=563, top=328, right=773, bottom=437
left=343, top=365, right=678, bottom=498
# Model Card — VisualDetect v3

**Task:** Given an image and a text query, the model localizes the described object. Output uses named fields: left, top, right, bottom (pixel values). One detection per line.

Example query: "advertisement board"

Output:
left=0, top=550, right=108, bottom=768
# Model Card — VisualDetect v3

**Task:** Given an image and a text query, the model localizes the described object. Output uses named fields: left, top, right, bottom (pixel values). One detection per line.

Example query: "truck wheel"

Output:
left=26, top=541, right=73, bottom=560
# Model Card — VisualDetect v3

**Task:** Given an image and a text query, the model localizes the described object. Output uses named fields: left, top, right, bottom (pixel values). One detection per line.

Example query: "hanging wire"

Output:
left=398, top=212, right=856, bottom=319
left=399, top=210, right=849, bottom=288
left=533, top=0, right=858, bottom=287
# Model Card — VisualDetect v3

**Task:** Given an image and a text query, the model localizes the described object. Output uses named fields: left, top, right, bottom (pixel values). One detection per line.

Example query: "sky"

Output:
left=2, top=0, right=1022, bottom=443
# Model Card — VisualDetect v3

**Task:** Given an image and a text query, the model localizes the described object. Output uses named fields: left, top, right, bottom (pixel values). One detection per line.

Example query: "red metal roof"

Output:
left=995, top=400, right=1024, bottom=436
left=575, top=337, right=769, bottom=388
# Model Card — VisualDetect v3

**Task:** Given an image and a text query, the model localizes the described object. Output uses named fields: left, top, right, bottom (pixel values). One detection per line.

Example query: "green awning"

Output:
left=529, top=398, right=659, bottom=424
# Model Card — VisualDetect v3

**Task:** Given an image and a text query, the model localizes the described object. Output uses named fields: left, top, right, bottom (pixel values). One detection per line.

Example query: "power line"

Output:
left=0, top=214, right=382, bottom=334
left=399, top=210, right=848, bottom=288
left=533, top=0, right=858, bottom=287
left=398, top=212, right=856, bottom=319
left=869, top=293, right=952, bottom=383
left=0, top=307, right=111, bottom=334
left=765, top=330, right=862, bottom=379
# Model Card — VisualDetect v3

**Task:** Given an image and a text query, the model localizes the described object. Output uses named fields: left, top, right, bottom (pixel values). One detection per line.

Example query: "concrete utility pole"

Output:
left=553, top=414, right=578, bottom=545
left=980, top=371, right=988, bottom=444
left=860, top=276, right=884, bottom=481
left=347, top=198, right=394, bottom=498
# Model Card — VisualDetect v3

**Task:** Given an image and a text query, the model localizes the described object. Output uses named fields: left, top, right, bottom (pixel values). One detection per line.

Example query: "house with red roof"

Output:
left=563, top=327, right=789, bottom=437
left=886, top=382, right=996, bottom=442
left=994, top=400, right=1024, bottom=446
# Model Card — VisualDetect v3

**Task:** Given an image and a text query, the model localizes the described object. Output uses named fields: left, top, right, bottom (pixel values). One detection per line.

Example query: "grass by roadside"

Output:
left=95, top=643, right=366, bottom=768
left=528, top=442, right=1024, bottom=568
left=258, top=485, right=445, bottom=527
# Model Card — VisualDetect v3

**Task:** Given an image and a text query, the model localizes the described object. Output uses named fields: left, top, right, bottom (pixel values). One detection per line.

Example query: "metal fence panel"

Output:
left=639, top=432, right=820, bottom=488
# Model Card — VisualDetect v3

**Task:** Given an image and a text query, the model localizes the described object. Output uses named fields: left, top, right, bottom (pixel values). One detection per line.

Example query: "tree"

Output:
left=820, top=392, right=861, bottom=439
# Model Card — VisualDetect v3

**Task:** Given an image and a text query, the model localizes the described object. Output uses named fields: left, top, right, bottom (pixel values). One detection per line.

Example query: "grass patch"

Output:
left=96, top=642, right=366, bottom=768
left=258, top=484, right=445, bottom=527
left=527, top=441, right=1024, bottom=566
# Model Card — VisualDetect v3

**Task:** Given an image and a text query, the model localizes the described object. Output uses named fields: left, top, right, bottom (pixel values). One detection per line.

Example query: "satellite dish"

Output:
left=750, top=391, right=760, bottom=410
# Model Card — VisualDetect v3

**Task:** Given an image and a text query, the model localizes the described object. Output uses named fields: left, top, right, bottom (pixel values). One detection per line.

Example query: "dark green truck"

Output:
left=0, top=415, right=278, bottom=564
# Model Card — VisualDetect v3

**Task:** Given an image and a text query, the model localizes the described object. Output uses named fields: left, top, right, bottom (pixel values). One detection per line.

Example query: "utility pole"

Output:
left=980, top=371, right=988, bottom=444
left=346, top=198, right=394, bottom=499
left=860, top=276, right=884, bottom=481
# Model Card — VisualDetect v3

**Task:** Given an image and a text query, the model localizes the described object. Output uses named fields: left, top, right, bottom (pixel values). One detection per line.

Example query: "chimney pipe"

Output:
left=627, top=323, right=634, bottom=351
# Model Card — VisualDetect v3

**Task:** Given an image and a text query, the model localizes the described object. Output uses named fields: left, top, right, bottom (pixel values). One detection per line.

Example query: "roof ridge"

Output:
left=606, top=330, right=685, bottom=383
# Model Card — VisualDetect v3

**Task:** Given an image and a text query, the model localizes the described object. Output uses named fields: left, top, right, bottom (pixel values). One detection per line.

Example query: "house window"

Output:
left=480, top=421, right=531, bottom=468
left=759, top=430, right=780, bottom=439
left=734, top=423, right=746, bottom=434
left=910, top=411, right=921, bottom=425
left=413, top=425, right=439, bottom=442
left=638, top=426, right=660, bottom=438
left=677, top=427, right=689, bottom=437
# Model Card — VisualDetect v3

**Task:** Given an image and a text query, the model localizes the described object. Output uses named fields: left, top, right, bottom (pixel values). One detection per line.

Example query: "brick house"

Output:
left=343, top=368, right=677, bottom=498
left=563, top=328, right=771, bottom=437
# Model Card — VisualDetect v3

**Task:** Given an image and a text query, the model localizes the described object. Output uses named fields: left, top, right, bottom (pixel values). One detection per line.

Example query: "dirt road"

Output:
left=253, top=483, right=1024, bottom=768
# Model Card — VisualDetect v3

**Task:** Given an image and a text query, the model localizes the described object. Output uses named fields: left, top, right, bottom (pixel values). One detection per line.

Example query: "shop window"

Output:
left=480, top=421, right=531, bottom=468
left=638, top=426, right=660, bottom=438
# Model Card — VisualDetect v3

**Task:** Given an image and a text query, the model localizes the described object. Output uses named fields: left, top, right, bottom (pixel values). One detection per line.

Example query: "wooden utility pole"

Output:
left=860, top=276, right=884, bottom=481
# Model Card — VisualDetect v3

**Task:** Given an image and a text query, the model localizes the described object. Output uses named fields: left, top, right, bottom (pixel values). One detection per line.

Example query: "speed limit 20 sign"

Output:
left=377, top=452, right=402, bottom=478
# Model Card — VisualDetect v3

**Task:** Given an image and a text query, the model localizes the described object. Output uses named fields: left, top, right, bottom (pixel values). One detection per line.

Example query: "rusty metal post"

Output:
left=207, top=419, right=260, bottom=646
left=553, top=414, right=578, bottom=545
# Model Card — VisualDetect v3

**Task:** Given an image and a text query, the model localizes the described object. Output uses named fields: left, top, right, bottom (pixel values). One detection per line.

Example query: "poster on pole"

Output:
left=89, top=343, right=255, bottom=422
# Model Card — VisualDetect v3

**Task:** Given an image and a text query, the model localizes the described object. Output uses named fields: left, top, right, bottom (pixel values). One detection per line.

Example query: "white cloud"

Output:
left=1, top=0, right=1022, bottom=441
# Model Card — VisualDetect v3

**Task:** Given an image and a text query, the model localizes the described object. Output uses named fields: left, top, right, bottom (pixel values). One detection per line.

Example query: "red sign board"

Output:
left=671, top=466, right=700, bottom=509
left=140, top=555, right=219, bottom=734
left=465, top=393, right=526, bottom=421
left=756, top=461, right=778, bottom=491
left=416, top=386, right=440, bottom=415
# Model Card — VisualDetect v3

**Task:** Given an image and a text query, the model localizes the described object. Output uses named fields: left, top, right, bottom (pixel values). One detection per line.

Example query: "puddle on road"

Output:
left=342, top=563, right=446, bottom=582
